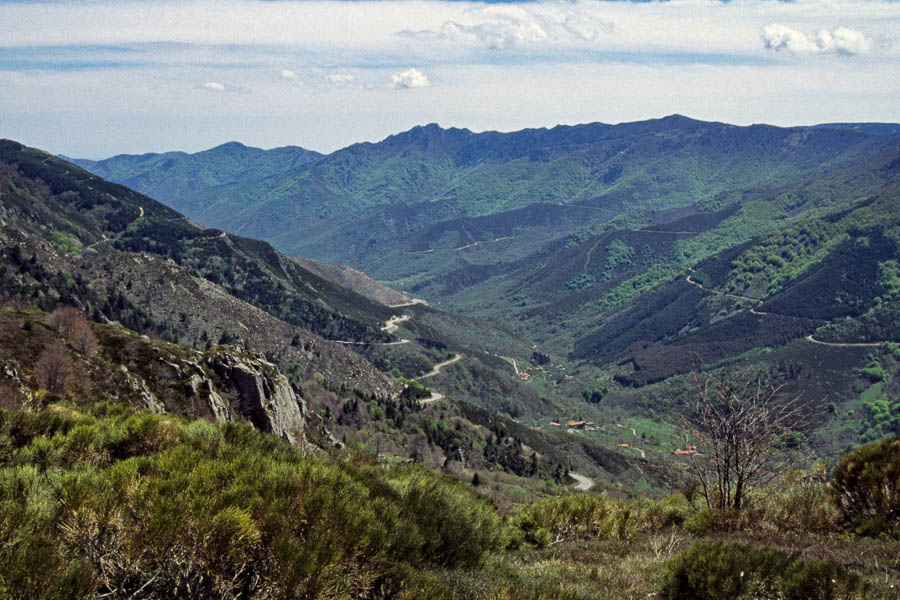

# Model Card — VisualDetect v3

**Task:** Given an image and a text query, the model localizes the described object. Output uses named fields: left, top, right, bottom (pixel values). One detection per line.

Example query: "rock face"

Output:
left=111, top=342, right=309, bottom=448
left=209, top=352, right=307, bottom=446
left=0, top=305, right=310, bottom=449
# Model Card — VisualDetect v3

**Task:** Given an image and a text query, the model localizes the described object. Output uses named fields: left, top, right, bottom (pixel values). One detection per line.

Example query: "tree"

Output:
left=676, top=371, right=809, bottom=511
left=71, top=318, right=98, bottom=355
left=49, top=306, right=85, bottom=338
left=35, top=342, right=73, bottom=395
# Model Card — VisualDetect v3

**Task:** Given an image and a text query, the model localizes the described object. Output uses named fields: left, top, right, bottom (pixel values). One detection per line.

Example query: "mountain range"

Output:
left=1, top=138, right=658, bottom=492
left=4, top=116, right=900, bottom=597
left=69, top=116, right=900, bottom=459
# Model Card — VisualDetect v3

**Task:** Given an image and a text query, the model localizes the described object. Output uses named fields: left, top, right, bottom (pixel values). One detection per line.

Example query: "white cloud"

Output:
left=280, top=69, right=298, bottom=80
left=0, top=0, right=897, bottom=158
left=327, top=72, right=355, bottom=85
left=391, top=68, right=429, bottom=89
left=202, top=81, right=226, bottom=91
left=830, top=27, right=873, bottom=55
left=398, top=6, right=613, bottom=50
left=761, top=24, right=872, bottom=55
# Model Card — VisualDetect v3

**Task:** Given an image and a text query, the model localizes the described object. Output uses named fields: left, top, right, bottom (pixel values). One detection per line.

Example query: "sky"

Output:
left=0, top=0, right=898, bottom=158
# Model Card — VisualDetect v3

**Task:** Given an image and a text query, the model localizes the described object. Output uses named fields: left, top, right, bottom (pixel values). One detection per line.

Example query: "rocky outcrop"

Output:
left=0, top=305, right=310, bottom=449
left=122, top=366, right=166, bottom=414
left=115, top=342, right=308, bottom=448
left=208, top=351, right=307, bottom=446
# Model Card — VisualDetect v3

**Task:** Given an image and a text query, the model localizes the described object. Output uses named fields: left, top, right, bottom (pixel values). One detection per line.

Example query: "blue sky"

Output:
left=1, top=0, right=897, bottom=157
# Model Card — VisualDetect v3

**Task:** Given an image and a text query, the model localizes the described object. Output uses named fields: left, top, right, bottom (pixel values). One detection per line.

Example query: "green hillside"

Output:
left=70, top=120, right=900, bottom=462
left=78, top=118, right=898, bottom=289
left=2, top=139, right=656, bottom=489
left=5, top=124, right=900, bottom=597
left=72, top=141, right=322, bottom=212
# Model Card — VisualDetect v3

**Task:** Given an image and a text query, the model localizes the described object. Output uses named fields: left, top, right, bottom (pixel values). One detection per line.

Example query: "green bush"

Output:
left=637, top=494, right=693, bottom=531
left=513, top=494, right=649, bottom=545
left=0, top=404, right=510, bottom=599
left=764, top=475, right=839, bottom=534
left=659, top=540, right=757, bottom=600
left=830, top=436, right=900, bottom=536
left=659, top=541, right=866, bottom=600
left=781, top=557, right=862, bottom=600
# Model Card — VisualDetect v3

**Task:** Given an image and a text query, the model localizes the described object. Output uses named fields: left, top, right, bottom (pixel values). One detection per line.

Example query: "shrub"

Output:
left=781, top=557, right=862, bottom=600
left=768, top=480, right=838, bottom=534
left=659, top=540, right=757, bottom=600
left=659, top=541, right=866, bottom=600
left=0, top=405, right=511, bottom=598
left=637, top=494, right=693, bottom=531
left=682, top=507, right=747, bottom=535
left=48, top=306, right=86, bottom=340
left=830, top=436, right=900, bottom=536
left=514, top=494, right=640, bottom=544
left=70, top=319, right=98, bottom=355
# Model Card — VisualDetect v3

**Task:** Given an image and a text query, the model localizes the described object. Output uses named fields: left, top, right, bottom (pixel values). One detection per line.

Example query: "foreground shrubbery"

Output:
left=0, top=404, right=507, bottom=599
left=513, top=493, right=691, bottom=547
left=659, top=541, right=867, bottom=600
left=1, top=403, right=898, bottom=599
left=831, top=436, right=900, bottom=537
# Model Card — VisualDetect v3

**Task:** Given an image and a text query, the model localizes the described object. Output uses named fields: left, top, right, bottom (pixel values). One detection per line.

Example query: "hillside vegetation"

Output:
left=4, top=121, right=900, bottom=597
left=2, top=139, right=659, bottom=492
left=3, top=395, right=900, bottom=598
left=66, top=119, right=900, bottom=466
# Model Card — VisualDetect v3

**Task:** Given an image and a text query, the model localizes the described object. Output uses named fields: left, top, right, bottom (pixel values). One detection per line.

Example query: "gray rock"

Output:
left=210, top=352, right=307, bottom=446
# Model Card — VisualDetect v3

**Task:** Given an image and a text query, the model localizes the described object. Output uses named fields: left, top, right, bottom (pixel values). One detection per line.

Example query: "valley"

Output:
left=63, top=117, right=900, bottom=463
left=5, top=0, right=900, bottom=592
left=3, top=115, right=900, bottom=598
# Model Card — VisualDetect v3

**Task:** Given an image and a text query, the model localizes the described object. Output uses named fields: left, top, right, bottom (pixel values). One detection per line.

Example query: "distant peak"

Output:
left=659, top=114, right=703, bottom=125
left=209, top=141, right=251, bottom=152
left=405, top=123, right=445, bottom=136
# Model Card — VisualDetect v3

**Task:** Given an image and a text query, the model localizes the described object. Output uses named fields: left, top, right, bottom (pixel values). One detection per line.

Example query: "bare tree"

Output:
left=676, top=370, right=809, bottom=511
left=71, top=318, right=99, bottom=355
left=35, top=342, right=73, bottom=395
left=49, top=306, right=85, bottom=338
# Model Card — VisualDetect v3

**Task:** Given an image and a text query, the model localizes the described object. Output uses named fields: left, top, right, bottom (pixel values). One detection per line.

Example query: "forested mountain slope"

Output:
left=2, top=139, right=663, bottom=489
left=72, top=141, right=322, bottom=211
left=78, top=117, right=899, bottom=288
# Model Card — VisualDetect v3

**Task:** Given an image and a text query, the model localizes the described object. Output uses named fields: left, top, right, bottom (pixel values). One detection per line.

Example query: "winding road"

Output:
left=382, top=314, right=411, bottom=334
left=583, top=238, right=604, bottom=276
left=616, top=423, right=637, bottom=437
left=419, top=391, right=445, bottom=405
left=685, top=267, right=894, bottom=348
left=495, top=354, right=520, bottom=375
left=417, top=353, right=463, bottom=380
left=615, top=424, right=647, bottom=459
left=570, top=472, right=594, bottom=491
left=454, top=236, right=515, bottom=252
left=805, top=335, right=885, bottom=348
left=331, top=313, right=413, bottom=346
left=685, top=266, right=761, bottom=304
left=386, top=298, right=429, bottom=308
left=332, top=338, right=411, bottom=347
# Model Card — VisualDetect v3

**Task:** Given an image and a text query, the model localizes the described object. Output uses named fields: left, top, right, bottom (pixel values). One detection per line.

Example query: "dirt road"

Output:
left=417, top=353, right=462, bottom=380
left=382, top=314, right=411, bottom=334
left=570, top=472, right=594, bottom=491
